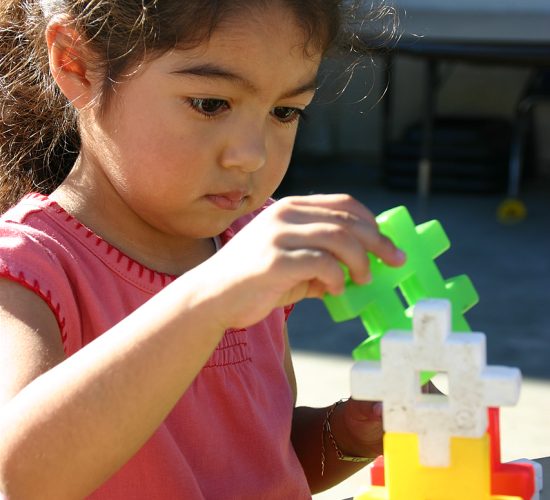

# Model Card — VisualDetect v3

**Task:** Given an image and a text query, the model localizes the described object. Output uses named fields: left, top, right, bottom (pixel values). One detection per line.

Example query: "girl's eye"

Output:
left=271, top=107, right=305, bottom=124
left=188, top=98, right=229, bottom=117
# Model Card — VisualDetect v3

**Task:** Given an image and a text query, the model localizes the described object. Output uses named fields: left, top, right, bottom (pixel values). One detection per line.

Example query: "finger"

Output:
left=346, top=399, right=383, bottom=422
left=278, top=194, right=378, bottom=226
left=280, top=222, right=372, bottom=285
left=274, top=197, right=406, bottom=269
left=270, top=203, right=364, bottom=226
left=324, top=214, right=406, bottom=269
left=357, top=229, right=406, bottom=268
left=284, top=248, right=347, bottom=297
left=304, top=278, right=336, bottom=299
left=280, top=217, right=405, bottom=284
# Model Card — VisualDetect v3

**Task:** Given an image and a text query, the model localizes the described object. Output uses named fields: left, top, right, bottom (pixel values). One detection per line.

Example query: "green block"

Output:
left=322, top=206, right=479, bottom=365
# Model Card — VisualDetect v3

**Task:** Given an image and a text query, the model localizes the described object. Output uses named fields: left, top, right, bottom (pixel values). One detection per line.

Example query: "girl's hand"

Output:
left=199, top=194, right=406, bottom=330
left=338, top=398, right=384, bottom=458
left=331, top=383, right=443, bottom=460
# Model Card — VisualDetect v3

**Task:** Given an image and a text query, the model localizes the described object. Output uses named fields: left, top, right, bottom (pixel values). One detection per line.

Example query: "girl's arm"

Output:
left=0, top=269, right=229, bottom=499
left=283, top=326, right=383, bottom=493
left=0, top=194, right=403, bottom=499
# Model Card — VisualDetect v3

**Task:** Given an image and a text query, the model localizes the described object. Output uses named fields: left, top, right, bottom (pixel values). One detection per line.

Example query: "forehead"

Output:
left=209, top=3, right=322, bottom=57
left=192, top=2, right=321, bottom=63
left=160, top=4, right=322, bottom=88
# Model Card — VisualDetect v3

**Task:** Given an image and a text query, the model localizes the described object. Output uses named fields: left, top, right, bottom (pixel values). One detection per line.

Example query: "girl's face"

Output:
left=77, top=4, right=321, bottom=243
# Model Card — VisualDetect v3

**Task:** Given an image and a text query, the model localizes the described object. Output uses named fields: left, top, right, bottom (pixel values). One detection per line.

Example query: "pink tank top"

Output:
left=0, top=193, right=310, bottom=499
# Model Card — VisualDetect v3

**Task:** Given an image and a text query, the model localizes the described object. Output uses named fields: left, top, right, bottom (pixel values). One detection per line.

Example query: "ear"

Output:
left=45, top=17, right=97, bottom=110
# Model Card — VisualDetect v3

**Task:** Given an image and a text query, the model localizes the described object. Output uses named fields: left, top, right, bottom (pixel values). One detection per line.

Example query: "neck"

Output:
left=50, top=162, right=217, bottom=276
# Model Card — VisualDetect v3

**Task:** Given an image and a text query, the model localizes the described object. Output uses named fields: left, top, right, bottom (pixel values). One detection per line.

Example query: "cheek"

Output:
left=121, top=119, right=198, bottom=173
left=269, top=129, right=297, bottom=166
left=262, top=134, right=294, bottom=186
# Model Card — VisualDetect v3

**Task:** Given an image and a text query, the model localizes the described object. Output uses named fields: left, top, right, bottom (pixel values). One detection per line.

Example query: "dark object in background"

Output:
left=383, top=117, right=527, bottom=193
left=507, top=68, right=550, bottom=198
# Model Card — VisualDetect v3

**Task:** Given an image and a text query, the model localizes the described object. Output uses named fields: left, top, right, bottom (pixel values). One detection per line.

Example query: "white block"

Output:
left=350, top=299, right=523, bottom=467
left=482, top=366, right=522, bottom=407
left=350, top=362, right=385, bottom=401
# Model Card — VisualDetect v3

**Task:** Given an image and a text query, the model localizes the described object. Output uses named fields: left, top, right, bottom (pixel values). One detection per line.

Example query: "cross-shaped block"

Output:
left=323, top=206, right=479, bottom=363
left=351, top=299, right=521, bottom=467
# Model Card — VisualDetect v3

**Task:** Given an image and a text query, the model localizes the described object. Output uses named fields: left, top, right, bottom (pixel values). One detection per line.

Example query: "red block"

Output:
left=370, top=455, right=385, bottom=486
left=488, top=407, right=535, bottom=500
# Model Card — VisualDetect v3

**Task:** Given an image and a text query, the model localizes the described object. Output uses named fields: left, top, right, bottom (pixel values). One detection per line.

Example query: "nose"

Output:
left=218, top=125, right=267, bottom=173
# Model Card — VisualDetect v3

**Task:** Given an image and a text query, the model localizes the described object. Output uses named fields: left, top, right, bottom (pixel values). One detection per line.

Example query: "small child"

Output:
left=0, top=1, right=404, bottom=498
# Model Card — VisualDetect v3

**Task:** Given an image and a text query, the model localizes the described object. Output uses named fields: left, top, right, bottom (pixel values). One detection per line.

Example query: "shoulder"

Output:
left=0, top=196, right=60, bottom=265
left=0, top=195, right=79, bottom=347
left=0, top=194, right=72, bottom=273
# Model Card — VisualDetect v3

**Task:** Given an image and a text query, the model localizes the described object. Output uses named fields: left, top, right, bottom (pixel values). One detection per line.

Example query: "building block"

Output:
left=386, top=432, right=490, bottom=498
left=367, top=409, right=538, bottom=499
left=369, top=455, right=385, bottom=486
left=322, top=206, right=478, bottom=363
left=355, top=486, right=388, bottom=499
left=355, top=491, right=521, bottom=500
left=351, top=300, right=521, bottom=467
left=320, top=207, right=538, bottom=499
left=355, top=431, right=521, bottom=500
left=488, top=408, right=537, bottom=500
left=508, top=460, right=543, bottom=500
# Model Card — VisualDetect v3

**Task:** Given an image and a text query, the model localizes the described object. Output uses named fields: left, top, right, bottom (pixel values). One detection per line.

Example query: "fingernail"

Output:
left=373, top=402, right=383, bottom=417
left=395, top=249, right=406, bottom=262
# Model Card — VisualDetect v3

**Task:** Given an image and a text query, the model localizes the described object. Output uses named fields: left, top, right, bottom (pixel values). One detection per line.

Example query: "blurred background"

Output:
left=276, top=1, right=550, bottom=497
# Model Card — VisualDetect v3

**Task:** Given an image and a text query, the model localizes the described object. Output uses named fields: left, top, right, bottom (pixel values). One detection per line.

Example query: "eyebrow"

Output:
left=170, top=63, right=318, bottom=99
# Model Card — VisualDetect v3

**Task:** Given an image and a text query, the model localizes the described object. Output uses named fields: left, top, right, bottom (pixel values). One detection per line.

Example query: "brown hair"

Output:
left=0, top=0, right=395, bottom=213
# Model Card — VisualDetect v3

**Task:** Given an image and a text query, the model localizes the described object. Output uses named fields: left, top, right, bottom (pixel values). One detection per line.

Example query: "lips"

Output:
left=205, top=191, right=248, bottom=211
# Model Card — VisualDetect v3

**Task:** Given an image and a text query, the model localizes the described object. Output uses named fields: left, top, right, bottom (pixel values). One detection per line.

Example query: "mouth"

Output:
left=205, top=191, right=249, bottom=211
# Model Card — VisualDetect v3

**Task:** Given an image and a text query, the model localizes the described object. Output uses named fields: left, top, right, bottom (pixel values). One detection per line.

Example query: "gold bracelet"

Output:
left=321, top=399, right=375, bottom=476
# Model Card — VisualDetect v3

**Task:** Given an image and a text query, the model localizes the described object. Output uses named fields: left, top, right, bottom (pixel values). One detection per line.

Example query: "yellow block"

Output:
left=355, top=491, right=520, bottom=500
left=355, top=486, right=388, bottom=499
left=354, top=432, right=522, bottom=500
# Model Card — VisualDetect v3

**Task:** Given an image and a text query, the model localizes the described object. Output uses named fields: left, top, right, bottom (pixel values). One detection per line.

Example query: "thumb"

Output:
left=372, top=402, right=383, bottom=419
left=347, top=398, right=383, bottom=421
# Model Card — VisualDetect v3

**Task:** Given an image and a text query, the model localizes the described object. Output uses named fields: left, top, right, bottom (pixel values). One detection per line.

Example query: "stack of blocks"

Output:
left=322, top=207, right=542, bottom=500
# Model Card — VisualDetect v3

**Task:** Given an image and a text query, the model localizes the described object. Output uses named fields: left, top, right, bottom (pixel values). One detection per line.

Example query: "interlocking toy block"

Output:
left=488, top=408, right=539, bottom=500
left=369, top=455, right=385, bottom=486
left=356, top=489, right=520, bottom=500
left=323, top=206, right=479, bottom=364
left=355, top=431, right=521, bottom=500
left=368, top=409, right=538, bottom=500
left=352, top=299, right=521, bottom=467
left=321, top=207, right=538, bottom=499
left=507, top=460, right=543, bottom=500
